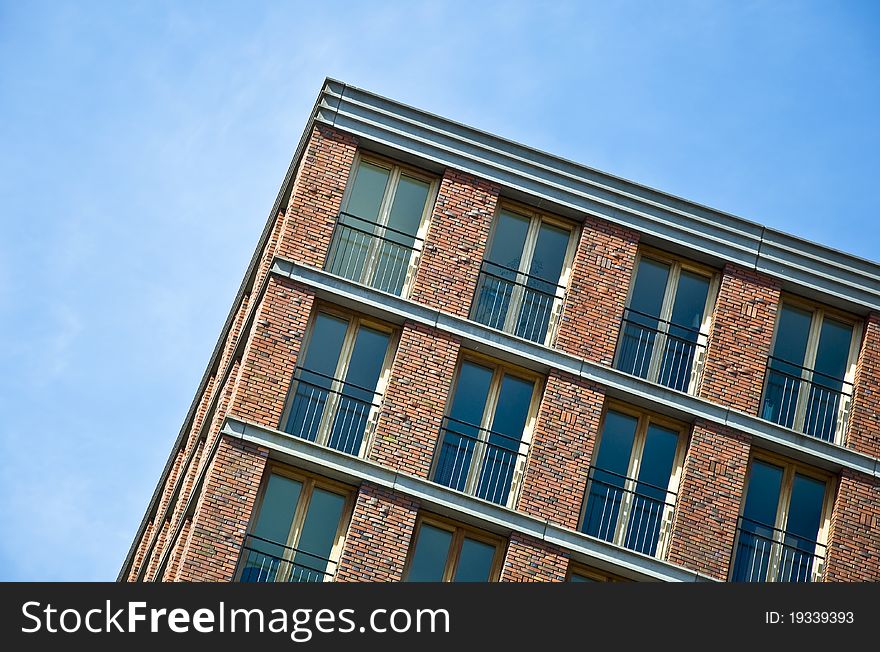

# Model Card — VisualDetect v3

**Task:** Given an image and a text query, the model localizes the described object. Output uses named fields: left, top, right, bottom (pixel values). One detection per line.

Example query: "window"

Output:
left=615, top=250, right=715, bottom=393
left=325, top=155, right=435, bottom=296
left=431, top=356, right=541, bottom=507
left=281, top=309, right=395, bottom=456
left=567, top=564, right=627, bottom=582
left=761, top=300, right=860, bottom=443
left=237, top=469, right=353, bottom=583
left=579, top=405, right=686, bottom=558
left=404, top=515, right=503, bottom=582
left=731, top=455, right=832, bottom=582
left=472, top=205, right=576, bottom=345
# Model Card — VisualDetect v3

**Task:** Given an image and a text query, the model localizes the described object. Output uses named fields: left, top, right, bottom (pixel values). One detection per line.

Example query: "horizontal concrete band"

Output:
left=272, top=258, right=880, bottom=480
left=221, top=417, right=712, bottom=583
left=317, top=79, right=880, bottom=314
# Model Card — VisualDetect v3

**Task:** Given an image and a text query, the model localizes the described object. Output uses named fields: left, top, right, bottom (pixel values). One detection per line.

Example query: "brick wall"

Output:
left=666, top=421, right=751, bottom=580
left=334, top=483, right=420, bottom=582
left=177, top=436, right=268, bottom=582
left=699, top=263, right=780, bottom=414
left=555, top=216, right=639, bottom=365
left=230, top=277, right=315, bottom=429
left=846, top=313, right=880, bottom=458
left=409, top=169, right=499, bottom=317
left=823, top=470, right=880, bottom=581
left=499, top=533, right=568, bottom=582
left=517, top=371, right=604, bottom=529
left=276, top=125, right=359, bottom=267
left=369, top=322, right=461, bottom=478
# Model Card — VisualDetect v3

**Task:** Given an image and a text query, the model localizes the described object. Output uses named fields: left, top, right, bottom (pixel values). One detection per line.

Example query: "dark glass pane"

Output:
left=241, top=474, right=303, bottom=583
left=658, top=271, right=710, bottom=391
left=327, top=326, right=390, bottom=455
left=777, top=473, right=825, bottom=582
left=616, top=258, right=670, bottom=379
left=371, top=174, right=430, bottom=294
left=515, top=221, right=569, bottom=342
left=803, top=318, right=852, bottom=441
left=289, top=489, right=345, bottom=582
left=406, top=524, right=453, bottom=582
left=474, top=211, right=529, bottom=331
left=568, top=573, right=598, bottom=582
left=453, top=537, right=496, bottom=582
left=732, top=460, right=783, bottom=582
left=329, top=162, right=391, bottom=282
left=476, top=374, right=534, bottom=505
left=284, top=313, right=348, bottom=441
left=762, top=304, right=813, bottom=428
left=582, top=411, right=638, bottom=541
left=624, top=424, right=678, bottom=556
left=434, top=362, right=493, bottom=492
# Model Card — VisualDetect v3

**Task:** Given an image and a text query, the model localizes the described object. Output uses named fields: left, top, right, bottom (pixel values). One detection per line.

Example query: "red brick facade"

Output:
left=555, top=216, right=639, bottom=365
left=517, top=371, right=604, bottom=529
left=846, top=313, right=880, bottom=458
left=368, top=322, right=461, bottom=478
left=699, top=263, right=781, bottom=415
left=334, top=483, right=419, bottom=582
left=823, top=470, right=880, bottom=581
left=409, top=169, right=499, bottom=317
left=499, top=533, right=568, bottom=582
left=666, top=421, right=752, bottom=580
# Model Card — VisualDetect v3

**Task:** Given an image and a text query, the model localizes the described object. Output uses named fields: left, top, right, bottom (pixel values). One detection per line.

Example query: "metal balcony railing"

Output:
left=731, top=517, right=826, bottom=583
left=581, top=466, right=677, bottom=558
left=431, top=416, right=529, bottom=507
left=324, top=211, right=423, bottom=296
left=237, top=534, right=337, bottom=583
left=472, top=260, right=566, bottom=344
left=760, top=356, right=853, bottom=444
left=283, top=368, right=382, bottom=456
left=614, top=308, right=707, bottom=394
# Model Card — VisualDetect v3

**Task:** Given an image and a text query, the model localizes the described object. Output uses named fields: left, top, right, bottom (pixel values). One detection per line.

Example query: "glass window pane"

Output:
left=453, top=537, right=496, bottom=582
left=771, top=304, right=812, bottom=367
left=669, top=271, right=710, bottom=331
left=582, top=410, right=638, bottom=541
left=657, top=271, right=710, bottom=391
left=406, top=524, right=453, bottom=581
left=241, top=474, right=302, bottom=582
left=371, top=174, right=430, bottom=294
left=617, top=258, right=670, bottom=379
left=345, top=161, right=390, bottom=224
left=475, top=211, right=530, bottom=331
left=624, top=423, right=678, bottom=555
left=290, top=488, right=346, bottom=582
left=434, top=362, right=493, bottom=492
left=778, top=473, right=826, bottom=582
left=327, top=326, right=390, bottom=455
left=515, top=221, right=569, bottom=342
left=742, top=460, right=784, bottom=526
left=813, top=318, right=852, bottom=383
left=732, top=460, right=783, bottom=582
left=763, top=304, right=813, bottom=428
left=569, top=573, right=598, bottom=582
left=284, top=313, right=349, bottom=440
left=486, top=211, right=529, bottom=272
left=477, top=374, right=534, bottom=504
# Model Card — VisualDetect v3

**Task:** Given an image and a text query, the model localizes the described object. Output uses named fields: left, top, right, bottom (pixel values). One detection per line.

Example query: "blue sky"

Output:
left=1, top=1, right=878, bottom=580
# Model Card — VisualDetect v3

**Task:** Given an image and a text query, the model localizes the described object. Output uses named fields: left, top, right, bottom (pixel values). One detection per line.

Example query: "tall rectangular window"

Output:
left=760, top=300, right=859, bottom=443
left=281, top=309, right=395, bottom=457
left=579, top=405, right=686, bottom=558
left=325, top=156, right=435, bottom=296
left=731, top=456, right=831, bottom=582
left=403, top=516, right=503, bottom=582
left=472, top=206, right=576, bottom=345
left=431, top=356, right=540, bottom=507
left=615, top=251, right=715, bottom=393
left=237, top=470, right=353, bottom=583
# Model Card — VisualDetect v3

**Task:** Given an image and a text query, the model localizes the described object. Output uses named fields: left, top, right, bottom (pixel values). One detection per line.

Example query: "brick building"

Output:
left=120, top=79, right=880, bottom=583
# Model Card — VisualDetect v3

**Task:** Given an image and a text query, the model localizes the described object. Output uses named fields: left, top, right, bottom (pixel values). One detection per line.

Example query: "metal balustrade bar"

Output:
left=238, top=533, right=337, bottom=583
left=731, top=516, right=826, bottom=583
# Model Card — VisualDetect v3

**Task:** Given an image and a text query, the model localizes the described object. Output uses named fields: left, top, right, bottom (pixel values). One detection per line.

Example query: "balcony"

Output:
left=581, top=466, right=677, bottom=558
left=431, top=416, right=529, bottom=508
left=614, top=308, right=707, bottom=394
left=324, top=211, right=424, bottom=296
left=283, top=367, right=382, bottom=457
left=731, top=517, right=826, bottom=582
left=237, top=534, right=337, bottom=583
left=760, top=356, right=853, bottom=444
left=471, top=260, right=566, bottom=345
